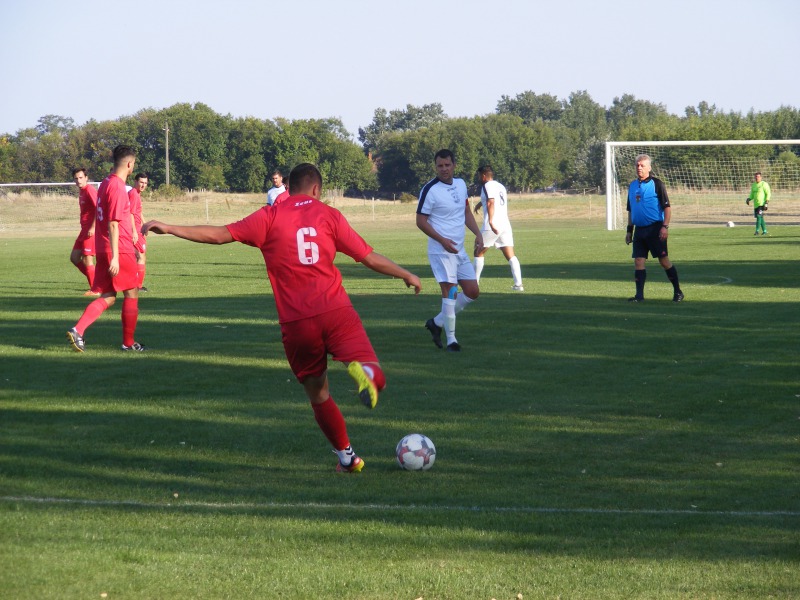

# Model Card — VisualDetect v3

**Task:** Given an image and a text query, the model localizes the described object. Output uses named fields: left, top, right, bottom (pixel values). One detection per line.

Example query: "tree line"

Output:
left=1, top=92, right=799, bottom=195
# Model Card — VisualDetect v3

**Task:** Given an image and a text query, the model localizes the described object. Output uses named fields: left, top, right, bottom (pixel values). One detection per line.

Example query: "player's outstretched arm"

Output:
left=360, top=251, right=422, bottom=295
left=141, top=220, right=234, bottom=244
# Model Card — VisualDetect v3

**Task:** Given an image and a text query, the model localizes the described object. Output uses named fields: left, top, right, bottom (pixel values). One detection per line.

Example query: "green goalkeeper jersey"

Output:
left=749, top=181, right=771, bottom=207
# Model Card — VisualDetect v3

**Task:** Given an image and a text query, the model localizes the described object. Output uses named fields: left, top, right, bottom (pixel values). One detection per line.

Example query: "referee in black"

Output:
left=624, top=154, right=684, bottom=302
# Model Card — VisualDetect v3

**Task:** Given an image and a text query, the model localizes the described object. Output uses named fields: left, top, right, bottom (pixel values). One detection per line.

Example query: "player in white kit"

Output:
left=416, top=149, right=483, bottom=352
left=473, top=165, right=524, bottom=291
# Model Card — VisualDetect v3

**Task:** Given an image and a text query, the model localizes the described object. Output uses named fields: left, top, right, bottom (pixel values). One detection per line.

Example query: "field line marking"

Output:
left=2, top=495, right=798, bottom=518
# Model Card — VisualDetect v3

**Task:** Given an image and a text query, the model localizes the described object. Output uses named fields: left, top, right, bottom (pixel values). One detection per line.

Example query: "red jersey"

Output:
left=272, top=189, right=290, bottom=206
left=95, top=173, right=134, bottom=255
left=226, top=194, right=373, bottom=323
left=128, top=187, right=142, bottom=231
left=78, top=184, right=98, bottom=229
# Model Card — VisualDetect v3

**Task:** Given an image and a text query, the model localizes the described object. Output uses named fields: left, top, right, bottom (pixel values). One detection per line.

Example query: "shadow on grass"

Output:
left=0, top=272, right=800, bottom=558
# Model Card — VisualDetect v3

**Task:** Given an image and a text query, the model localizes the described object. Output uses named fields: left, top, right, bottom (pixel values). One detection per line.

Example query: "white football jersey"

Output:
left=416, top=177, right=469, bottom=253
left=480, top=180, right=511, bottom=233
left=266, top=185, right=285, bottom=206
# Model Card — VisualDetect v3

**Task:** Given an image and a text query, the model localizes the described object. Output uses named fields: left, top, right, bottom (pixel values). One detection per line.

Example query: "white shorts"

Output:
left=482, top=227, right=514, bottom=249
left=428, top=249, right=476, bottom=284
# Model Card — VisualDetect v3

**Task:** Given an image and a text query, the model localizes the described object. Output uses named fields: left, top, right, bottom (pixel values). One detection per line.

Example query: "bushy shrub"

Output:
left=151, top=184, right=184, bottom=200
left=398, top=192, right=417, bottom=204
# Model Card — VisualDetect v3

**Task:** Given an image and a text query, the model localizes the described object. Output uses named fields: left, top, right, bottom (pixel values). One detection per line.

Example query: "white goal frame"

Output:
left=605, top=139, right=800, bottom=230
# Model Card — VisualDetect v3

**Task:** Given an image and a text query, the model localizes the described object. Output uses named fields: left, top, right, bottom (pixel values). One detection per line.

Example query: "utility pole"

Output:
left=163, top=121, right=170, bottom=186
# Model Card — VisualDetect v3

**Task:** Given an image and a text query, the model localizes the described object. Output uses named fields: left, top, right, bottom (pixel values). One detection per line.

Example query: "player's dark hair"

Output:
left=112, top=145, right=136, bottom=167
left=755, top=171, right=762, bottom=176
left=478, top=165, right=494, bottom=178
left=435, top=148, right=455, bottom=163
left=72, top=167, right=88, bottom=177
left=288, top=163, right=322, bottom=194
left=135, top=173, right=148, bottom=181
left=271, top=169, right=283, bottom=177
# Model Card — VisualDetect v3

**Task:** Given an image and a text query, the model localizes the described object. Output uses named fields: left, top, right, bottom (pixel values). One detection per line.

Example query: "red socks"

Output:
left=121, top=297, right=139, bottom=347
left=86, top=263, right=96, bottom=289
left=75, top=298, right=109, bottom=335
left=312, top=397, right=350, bottom=451
left=137, top=264, right=146, bottom=288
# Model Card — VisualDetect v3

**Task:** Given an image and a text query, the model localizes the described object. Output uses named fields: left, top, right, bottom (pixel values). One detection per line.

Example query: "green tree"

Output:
left=358, top=103, right=448, bottom=154
left=607, top=94, right=670, bottom=137
left=0, top=136, right=16, bottom=181
left=226, top=117, right=274, bottom=193
left=267, top=118, right=375, bottom=193
left=496, top=91, right=563, bottom=124
left=162, top=103, right=230, bottom=190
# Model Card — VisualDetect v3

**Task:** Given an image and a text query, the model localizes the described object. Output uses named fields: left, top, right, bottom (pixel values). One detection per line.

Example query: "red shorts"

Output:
left=281, top=305, right=378, bottom=381
left=93, top=252, right=139, bottom=293
left=72, top=230, right=96, bottom=256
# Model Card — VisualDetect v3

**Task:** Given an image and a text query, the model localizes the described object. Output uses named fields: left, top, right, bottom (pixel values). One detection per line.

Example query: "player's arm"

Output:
left=416, top=213, right=457, bottom=253
left=108, top=220, right=120, bottom=276
left=142, top=220, right=234, bottom=244
left=87, top=189, right=97, bottom=237
left=464, top=201, right=484, bottom=253
left=625, top=212, right=633, bottom=245
left=486, top=197, right=498, bottom=234
left=659, top=206, right=672, bottom=241
left=130, top=212, right=138, bottom=245
left=359, top=251, right=421, bottom=294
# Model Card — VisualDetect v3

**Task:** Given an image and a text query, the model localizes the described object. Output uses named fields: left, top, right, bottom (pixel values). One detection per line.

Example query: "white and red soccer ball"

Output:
left=396, top=433, right=436, bottom=471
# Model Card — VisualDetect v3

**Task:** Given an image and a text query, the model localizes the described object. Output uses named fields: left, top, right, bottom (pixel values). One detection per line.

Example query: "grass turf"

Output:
left=1, top=218, right=798, bottom=599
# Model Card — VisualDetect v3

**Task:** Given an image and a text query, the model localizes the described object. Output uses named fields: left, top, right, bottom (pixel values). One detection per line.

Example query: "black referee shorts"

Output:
left=632, top=222, right=668, bottom=259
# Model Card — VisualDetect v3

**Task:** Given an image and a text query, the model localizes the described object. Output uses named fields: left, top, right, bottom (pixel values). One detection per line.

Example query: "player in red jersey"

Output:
left=128, top=173, right=149, bottom=291
left=142, top=163, right=421, bottom=472
left=70, top=167, right=100, bottom=296
left=67, top=145, right=146, bottom=353
left=272, top=182, right=290, bottom=206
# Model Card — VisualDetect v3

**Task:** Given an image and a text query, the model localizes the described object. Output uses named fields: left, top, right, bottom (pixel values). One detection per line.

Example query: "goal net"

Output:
left=0, top=182, right=100, bottom=233
left=605, top=140, right=800, bottom=230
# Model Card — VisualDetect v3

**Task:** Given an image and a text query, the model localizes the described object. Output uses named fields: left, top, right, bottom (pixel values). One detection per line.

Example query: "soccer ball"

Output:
left=726, top=221, right=736, bottom=227
left=396, top=433, right=436, bottom=471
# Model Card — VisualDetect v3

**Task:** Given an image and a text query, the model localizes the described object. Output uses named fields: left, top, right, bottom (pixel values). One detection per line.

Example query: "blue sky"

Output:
left=1, top=0, right=798, bottom=139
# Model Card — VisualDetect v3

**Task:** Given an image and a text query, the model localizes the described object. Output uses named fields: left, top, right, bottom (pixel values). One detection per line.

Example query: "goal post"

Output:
left=605, top=140, right=800, bottom=230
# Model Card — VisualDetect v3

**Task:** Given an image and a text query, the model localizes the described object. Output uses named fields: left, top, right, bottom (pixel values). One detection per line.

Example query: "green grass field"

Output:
left=1, top=214, right=799, bottom=599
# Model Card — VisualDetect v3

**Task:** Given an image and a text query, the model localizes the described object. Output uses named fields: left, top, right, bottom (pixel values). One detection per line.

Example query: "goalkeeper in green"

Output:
left=746, top=172, right=771, bottom=235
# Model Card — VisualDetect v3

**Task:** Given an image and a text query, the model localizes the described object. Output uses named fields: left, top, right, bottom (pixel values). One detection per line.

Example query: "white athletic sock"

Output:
left=335, top=445, right=355, bottom=465
left=442, top=298, right=457, bottom=345
left=473, top=256, right=485, bottom=283
left=455, top=292, right=474, bottom=314
left=509, top=256, right=522, bottom=286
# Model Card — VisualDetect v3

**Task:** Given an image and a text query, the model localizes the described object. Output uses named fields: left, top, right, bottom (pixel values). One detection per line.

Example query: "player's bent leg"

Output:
left=347, top=361, right=379, bottom=409
left=458, top=279, right=479, bottom=301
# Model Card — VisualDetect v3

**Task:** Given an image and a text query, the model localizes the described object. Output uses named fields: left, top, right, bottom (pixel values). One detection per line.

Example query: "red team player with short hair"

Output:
left=128, top=173, right=149, bottom=290
left=67, top=145, right=146, bottom=352
left=142, top=163, right=421, bottom=472
left=70, top=167, right=100, bottom=295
